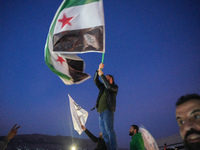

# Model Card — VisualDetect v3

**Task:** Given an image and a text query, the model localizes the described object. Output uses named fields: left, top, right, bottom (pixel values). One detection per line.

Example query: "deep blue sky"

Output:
left=1, top=0, right=200, bottom=149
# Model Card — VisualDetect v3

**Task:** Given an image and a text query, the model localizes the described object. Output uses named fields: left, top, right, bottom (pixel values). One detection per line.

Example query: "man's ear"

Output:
left=133, top=128, right=137, bottom=133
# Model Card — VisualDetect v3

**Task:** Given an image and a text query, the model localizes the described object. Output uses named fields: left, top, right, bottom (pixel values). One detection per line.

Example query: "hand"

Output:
left=98, top=69, right=104, bottom=76
left=99, top=63, right=104, bottom=70
left=7, top=124, right=20, bottom=140
left=81, top=125, right=86, bottom=131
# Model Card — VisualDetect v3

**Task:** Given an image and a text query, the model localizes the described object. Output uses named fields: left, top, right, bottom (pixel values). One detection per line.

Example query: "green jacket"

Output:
left=130, top=132, right=145, bottom=150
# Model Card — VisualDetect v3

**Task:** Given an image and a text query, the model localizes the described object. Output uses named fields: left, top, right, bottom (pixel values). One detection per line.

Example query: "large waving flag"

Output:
left=45, top=0, right=105, bottom=85
left=68, top=94, right=88, bottom=135
left=139, top=125, right=159, bottom=150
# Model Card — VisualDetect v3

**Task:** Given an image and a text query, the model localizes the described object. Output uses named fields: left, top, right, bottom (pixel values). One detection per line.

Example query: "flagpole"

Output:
left=101, top=53, right=105, bottom=64
left=77, top=115, right=82, bottom=125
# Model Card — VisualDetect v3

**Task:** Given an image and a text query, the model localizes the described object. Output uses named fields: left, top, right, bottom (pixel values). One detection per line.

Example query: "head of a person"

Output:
left=106, top=74, right=114, bottom=84
left=129, top=125, right=139, bottom=136
left=175, top=93, right=200, bottom=150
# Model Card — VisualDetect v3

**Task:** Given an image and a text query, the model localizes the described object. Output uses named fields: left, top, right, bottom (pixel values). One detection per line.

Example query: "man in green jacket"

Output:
left=129, top=125, right=145, bottom=150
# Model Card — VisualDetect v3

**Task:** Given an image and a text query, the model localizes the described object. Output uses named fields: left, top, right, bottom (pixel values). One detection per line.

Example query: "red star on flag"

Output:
left=58, top=14, right=73, bottom=28
left=56, top=56, right=65, bottom=64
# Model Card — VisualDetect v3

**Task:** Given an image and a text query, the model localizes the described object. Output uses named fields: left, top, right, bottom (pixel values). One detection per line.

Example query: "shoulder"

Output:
left=113, top=83, right=118, bottom=87
left=111, top=83, right=118, bottom=90
left=133, top=133, right=142, bottom=139
left=137, top=132, right=143, bottom=138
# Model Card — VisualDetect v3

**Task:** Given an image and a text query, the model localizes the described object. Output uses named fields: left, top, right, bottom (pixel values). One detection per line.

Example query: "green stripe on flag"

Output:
left=61, top=0, right=100, bottom=9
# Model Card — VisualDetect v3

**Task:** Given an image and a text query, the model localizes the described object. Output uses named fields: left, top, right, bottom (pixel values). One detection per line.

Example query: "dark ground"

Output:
left=0, top=134, right=128, bottom=150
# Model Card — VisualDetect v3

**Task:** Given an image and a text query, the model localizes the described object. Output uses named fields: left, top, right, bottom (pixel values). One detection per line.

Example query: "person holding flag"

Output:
left=81, top=125, right=107, bottom=150
left=92, top=63, right=118, bottom=150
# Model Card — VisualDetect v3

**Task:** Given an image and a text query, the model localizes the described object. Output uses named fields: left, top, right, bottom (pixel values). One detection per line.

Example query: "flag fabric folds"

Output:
left=45, top=36, right=90, bottom=85
left=53, top=0, right=105, bottom=54
left=68, top=94, right=88, bottom=135
left=139, top=125, right=159, bottom=150
left=45, top=0, right=105, bottom=85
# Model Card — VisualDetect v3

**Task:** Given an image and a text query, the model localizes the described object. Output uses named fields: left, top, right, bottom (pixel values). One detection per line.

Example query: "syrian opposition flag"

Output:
left=45, top=0, right=105, bottom=85
left=45, top=35, right=90, bottom=85
left=139, top=125, right=159, bottom=150
left=68, top=94, right=88, bottom=135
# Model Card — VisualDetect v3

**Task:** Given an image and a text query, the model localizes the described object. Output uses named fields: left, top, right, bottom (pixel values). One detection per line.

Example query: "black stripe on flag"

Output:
left=53, top=26, right=103, bottom=53
left=66, top=57, right=90, bottom=83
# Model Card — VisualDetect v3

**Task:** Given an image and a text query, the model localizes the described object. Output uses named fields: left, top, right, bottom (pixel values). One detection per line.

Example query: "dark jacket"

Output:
left=93, top=70, right=118, bottom=112
left=84, top=129, right=107, bottom=150
left=0, top=137, right=9, bottom=150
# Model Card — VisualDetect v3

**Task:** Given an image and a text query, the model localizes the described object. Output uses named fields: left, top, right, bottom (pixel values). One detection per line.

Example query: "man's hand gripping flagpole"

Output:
left=99, top=53, right=105, bottom=72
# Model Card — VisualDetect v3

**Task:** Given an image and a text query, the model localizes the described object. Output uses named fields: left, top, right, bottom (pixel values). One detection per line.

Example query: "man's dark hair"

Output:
left=107, top=74, right=114, bottom=84
left=176, top=93, right=200, bottom=107
left=131, top=125, right=139, bottom=133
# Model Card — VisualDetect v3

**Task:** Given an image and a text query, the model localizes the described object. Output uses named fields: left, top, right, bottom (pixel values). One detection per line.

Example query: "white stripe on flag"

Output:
left=54, top=1, right=104, bottom=34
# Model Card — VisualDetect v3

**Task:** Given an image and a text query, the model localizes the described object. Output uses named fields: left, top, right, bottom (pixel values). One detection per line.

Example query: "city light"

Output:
left=71, top=145, right=76, bottom=150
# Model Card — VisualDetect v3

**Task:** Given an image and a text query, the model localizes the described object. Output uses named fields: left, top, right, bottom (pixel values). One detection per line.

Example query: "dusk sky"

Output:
left=1, top=0, right=200, bottom=149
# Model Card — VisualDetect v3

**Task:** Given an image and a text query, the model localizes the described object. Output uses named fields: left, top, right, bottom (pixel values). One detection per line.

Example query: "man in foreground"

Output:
left=129, top=124, right=145, bottom=150
left=175, top=93, right=200, bottom=150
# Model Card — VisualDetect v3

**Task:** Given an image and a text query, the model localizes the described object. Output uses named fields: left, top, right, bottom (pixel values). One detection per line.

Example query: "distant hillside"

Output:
left=1, top=134, right=95, bottom=150
left=1, top=134, right=128, bottom=150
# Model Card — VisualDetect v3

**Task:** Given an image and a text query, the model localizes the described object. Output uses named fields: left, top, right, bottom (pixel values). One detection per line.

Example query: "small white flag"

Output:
left=68, top=94, right=88, bottom=135
left=139, top=125, right=159, bottom=150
